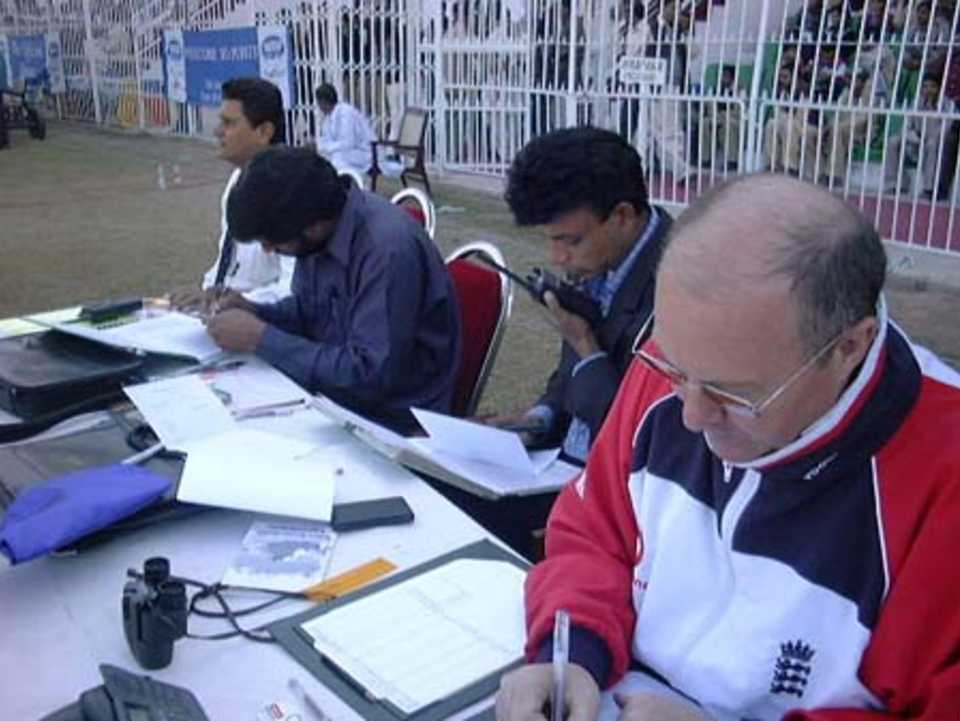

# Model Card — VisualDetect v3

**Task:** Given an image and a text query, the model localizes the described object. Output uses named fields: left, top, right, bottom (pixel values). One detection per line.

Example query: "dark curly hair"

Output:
left=505, top=127, right=649, bottom=225
left=228, top=147, right=348, bottom=244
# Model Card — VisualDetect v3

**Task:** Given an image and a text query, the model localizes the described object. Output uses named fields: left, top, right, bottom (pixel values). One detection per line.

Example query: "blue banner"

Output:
left=7, top=33, right=47, bottom=88
left=165, top=25, right=293, bottom=108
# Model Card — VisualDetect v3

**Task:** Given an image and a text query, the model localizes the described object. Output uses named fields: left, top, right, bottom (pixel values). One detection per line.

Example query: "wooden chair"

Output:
left=369, top=107, right=431, bottom=195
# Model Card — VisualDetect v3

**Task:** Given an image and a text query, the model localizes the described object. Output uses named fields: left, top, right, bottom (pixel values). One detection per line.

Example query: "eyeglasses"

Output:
left=633, top=331, right=844, bottom=419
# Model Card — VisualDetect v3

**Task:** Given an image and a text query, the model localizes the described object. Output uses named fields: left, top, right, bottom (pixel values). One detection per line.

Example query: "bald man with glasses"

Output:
left=497, top=174, right=960, bottom=721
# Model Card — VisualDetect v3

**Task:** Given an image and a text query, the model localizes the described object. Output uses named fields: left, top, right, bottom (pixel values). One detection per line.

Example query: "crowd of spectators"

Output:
left=760, top=0, right=958, bottom=198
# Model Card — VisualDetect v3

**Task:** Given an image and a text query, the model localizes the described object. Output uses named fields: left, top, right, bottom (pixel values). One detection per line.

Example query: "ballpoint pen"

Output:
left=287, top=677, right=330, bottom=721
left=121, top=442, right=165, bottom=466
left=552, top=608, right=570, bottom=721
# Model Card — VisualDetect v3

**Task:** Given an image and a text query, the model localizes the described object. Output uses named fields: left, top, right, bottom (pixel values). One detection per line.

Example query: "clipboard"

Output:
left=268, top=539, right=530, bottom=721
left=312, top=396, right=578, bottom=501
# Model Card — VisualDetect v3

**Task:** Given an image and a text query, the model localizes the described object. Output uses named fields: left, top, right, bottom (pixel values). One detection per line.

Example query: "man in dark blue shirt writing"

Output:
left=206, top=146, right=461, bottom=431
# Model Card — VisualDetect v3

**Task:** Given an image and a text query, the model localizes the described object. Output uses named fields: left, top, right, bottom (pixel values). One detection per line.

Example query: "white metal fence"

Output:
left=2, top=0, right=959, bottom=253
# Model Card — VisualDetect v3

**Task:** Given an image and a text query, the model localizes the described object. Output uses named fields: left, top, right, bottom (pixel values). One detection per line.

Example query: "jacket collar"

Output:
left=738, top=297, right=922, bottom=479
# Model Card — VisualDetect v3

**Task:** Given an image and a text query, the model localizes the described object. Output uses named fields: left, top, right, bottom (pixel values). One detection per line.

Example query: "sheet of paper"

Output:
left=415, top=446, right=578, bottom=497
left=177, top=428, right=336, bottom=521
left=301, top=558, right=526, bottom=714
left=24, top=306, right=82, bottom=325
left=412, top=408, right=534, bottom=473
left=123, top=375, right=236, bottom=451
left=222, top=520, right=337, bottom=593
left=52, top=311, right=223, bottom=363
left=199, top=358, right=310, bottom=416
left=0, top=317, right=44, bottom=339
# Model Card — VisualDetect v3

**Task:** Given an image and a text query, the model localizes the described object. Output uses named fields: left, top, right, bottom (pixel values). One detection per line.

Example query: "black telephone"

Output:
left=41, top=664, right=209, bottom=721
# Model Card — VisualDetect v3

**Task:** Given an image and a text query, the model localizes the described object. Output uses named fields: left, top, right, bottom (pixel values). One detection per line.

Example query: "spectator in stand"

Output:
left=896, top=0, right=951, bottom=74
left=933, top=11, right=960, bottom=199
left=764, top=64, right=817, bottom=179
left=698, top=64, right=742, bottom=170
left=632, top=0, right=697, bottom=185
left=823, top=67, right=888, bottom=184
left=786, top=0, right=844, bottom=38
left=615, top=0, right=647, bottom=142
left=885, top=73, right=958, bottom=197
left=854, top=0, right=898, bottom=96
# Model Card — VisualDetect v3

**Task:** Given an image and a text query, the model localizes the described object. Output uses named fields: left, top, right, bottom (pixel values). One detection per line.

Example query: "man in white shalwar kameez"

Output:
left=315, top=83, right=376, bottom=176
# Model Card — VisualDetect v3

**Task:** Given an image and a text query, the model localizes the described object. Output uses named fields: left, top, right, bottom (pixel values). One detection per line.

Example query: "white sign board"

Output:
left=45, top=32, right=66, bottom=93
left=256, top=24, right=292, bottom=109
left=163, top=29, right=186, bottom=103
left=619, top=56, right=667, bottom=86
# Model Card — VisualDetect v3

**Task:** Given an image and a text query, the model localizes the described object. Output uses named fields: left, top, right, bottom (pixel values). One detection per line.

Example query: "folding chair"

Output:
left=444, top=242, right=514, bottom=417
left=369, top=107, right=431, bottom=195
left=338, top=167, right=366, bottom=190
left=390, top=187, right=436, bottom=239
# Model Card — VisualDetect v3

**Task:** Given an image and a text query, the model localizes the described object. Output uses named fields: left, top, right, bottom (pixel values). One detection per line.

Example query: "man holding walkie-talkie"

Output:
left=484, top=127, right=671, bottom=467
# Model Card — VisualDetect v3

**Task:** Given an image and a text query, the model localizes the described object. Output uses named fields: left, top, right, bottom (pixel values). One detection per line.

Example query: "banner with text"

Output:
left=163, top=25, right=293, bottom=108
left=0, top=32, right=66, bottom=93
left=7, top=33, right=46, bottom=89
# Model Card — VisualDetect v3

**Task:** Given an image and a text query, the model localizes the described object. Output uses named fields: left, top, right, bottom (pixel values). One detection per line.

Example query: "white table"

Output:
left=0, top=409, right=502, bottom=721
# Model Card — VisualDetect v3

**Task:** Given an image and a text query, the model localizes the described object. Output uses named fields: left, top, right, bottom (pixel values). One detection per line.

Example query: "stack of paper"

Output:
left=124, top=375, right=335, bottom=521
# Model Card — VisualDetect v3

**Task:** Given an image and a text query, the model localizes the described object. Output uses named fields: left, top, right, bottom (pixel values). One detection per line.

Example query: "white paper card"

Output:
left=177, top=428, right=335, bottom=521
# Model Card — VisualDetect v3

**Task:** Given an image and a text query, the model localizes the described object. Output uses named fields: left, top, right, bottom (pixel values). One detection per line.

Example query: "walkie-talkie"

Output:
left=476, top=256, right=603, bottom=328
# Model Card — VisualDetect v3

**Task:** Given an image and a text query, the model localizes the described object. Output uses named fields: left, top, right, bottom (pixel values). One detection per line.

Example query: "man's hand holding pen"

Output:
left=204, top=291, right=265, bottom=352
left=167, top=287, right=252, bottom=317
left=205, top=287, right=251, bottom=316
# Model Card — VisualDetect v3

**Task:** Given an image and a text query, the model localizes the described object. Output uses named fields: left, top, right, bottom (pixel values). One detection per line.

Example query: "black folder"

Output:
left=0, top=330, right=142, bottom=419
left=269, top=539, right=530, bottom=721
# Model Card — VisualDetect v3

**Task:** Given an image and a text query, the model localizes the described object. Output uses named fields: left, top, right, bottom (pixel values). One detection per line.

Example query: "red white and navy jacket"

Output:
left=526, top=303, right=960, bottom=720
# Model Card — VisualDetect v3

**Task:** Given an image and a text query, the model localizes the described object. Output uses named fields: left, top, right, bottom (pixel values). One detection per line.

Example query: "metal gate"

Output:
left=3, top=0, right=958, bottom=254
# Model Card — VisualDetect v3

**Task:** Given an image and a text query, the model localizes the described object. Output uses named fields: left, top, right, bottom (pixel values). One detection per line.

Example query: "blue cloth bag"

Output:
left=0, top=464, right=171, bottom=564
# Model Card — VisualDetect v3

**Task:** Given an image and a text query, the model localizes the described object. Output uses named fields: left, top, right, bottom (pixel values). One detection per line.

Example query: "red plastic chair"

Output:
left=445, top=242, right=514, bottom=417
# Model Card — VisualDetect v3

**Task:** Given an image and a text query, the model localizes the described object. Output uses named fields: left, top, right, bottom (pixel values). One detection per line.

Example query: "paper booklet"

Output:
left=45, top=310, right=224, bottom=364
left=222, top=520, right=337, bottom=593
